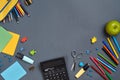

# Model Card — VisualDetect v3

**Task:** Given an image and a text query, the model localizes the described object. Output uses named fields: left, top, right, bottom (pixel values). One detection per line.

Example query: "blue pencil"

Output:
left=112, top=36, right=120, bottom=53
left=14, top=7, right=20, bottom=18
left=97, top=57, right=116, bottom=72
left=102, top=40, right=116, bottom=58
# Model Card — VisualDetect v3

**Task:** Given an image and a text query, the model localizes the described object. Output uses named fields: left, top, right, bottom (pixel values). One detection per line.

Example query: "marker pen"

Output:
left=75, top=63, right=90, bottom=79
left=16, top=52, right=34, bottom=64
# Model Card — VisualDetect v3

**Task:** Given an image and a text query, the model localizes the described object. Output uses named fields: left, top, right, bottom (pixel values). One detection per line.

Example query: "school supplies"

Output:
left=97, top=53, right=117, bottom=67
left=90, top=56, right=105, bottom=75
left=75, top=63, right=90, bottom=79
left=102, top=40, right=116, bottom=58
left=112, top=36, right=120, bottom=53
left=1, top=61, right=26, bottom=80
left=0, top=0, right=18, bottom=21
left=91, top=65, right=108, bottom=80
left=40, top=57, right=69, bottom=80
left=106, top=37, right=119, bottom=59
left=1, top=1, right=31, bottom=23
left=2, top=31, right=20, bottom=56
left=0, top=26, right=12, bottom=52
left=103, top=45, right=119, bottom=65
left=16, top=52, right=34, bottom=64
left=97, top=58, right=116, bottom=72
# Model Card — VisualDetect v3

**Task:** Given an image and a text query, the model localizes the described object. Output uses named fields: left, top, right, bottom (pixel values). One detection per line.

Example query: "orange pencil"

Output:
left=103, top=45, right=119, bottom=65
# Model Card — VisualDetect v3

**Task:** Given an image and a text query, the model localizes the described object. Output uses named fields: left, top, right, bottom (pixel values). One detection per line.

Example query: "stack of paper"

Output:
left=0, top=26, right=20, bottom=56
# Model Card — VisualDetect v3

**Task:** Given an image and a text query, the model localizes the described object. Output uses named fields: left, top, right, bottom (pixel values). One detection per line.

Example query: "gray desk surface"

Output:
left=0, top=0, right=120, bottom=80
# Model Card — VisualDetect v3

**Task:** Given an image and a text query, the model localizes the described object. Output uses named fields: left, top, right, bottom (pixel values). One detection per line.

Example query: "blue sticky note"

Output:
left=1, top=61, right=27, bottom=80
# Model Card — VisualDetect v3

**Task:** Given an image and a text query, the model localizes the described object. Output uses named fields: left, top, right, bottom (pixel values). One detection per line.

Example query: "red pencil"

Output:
left=103, top=45, right=119, bottom=65
left=90, top=56, right=105, bottom=75
left=93, top=57, right=112, bottom=74
left=91, top=65, right=108, bottom=80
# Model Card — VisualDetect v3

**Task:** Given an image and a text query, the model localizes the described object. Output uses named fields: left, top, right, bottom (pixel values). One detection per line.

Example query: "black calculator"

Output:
left=40, top=57, right=69, bottom=80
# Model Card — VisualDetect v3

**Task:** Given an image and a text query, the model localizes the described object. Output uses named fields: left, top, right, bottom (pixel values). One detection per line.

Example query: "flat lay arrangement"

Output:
left=0, top=0, right=120, bottom=80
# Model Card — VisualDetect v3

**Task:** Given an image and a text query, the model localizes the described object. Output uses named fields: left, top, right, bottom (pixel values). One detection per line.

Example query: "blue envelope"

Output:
left=1, top=61, right=27, bottom=80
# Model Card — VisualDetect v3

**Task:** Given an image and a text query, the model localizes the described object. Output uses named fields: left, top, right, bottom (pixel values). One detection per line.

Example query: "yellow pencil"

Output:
left=107, top=37, right=119, bottom=59
left=16, top=3, right=25, bottom=16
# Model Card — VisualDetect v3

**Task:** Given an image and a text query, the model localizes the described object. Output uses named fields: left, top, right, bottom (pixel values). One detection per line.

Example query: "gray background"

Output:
left=0, top=0, right=120, bottom=80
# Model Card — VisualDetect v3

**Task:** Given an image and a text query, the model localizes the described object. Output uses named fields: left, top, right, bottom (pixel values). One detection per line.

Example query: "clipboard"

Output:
left=0, top=0, right=18, bottom=21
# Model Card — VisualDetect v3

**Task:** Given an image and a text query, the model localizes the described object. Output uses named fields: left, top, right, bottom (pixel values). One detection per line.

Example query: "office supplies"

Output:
left=91, top=65, right=108, bottom=80
left=91, top=36, right=97, bottom=44
left=19, top=2, right=30, bottom=16
left=24, top=0, right=32, bottom=6
left=97, top=58, right=116, bottom=72
left=97, top=53, right=117, bottom=67
left=102, top=40, right=116, bottom=58
left=71, top=50, right=77, bottom=71
left=12, top=8, right=19, bottom=23
left=90, top=56, right=105, bottom=75
left=0, top=0, right=18, bottom=21
left=96, top=59, right=112, bottom=74
left=112, top=36, right=120, bottom=52
left=0, top=26, right=12, bottom=52
left=16, top=3, right=25, bottom=16
left=1, top=61, right=26, bottom=80
left=100, top=65, right=113, bottom=80
left=106, top=37, right=119, bottom=59
left=40, top=57, right=69, bottom=80
left=2, top=31, right=20, bottom=56
left=16, top=52, right=34, bottom=64
left=75, top=63, right=90, bottom=79
left=103, top=45, right=119, bottom=65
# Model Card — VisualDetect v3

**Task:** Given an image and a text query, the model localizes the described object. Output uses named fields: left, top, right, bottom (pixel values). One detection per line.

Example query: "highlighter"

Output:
left=16, top=52, right=34, bottom=64
left=75, top=63, right=90, bottom=79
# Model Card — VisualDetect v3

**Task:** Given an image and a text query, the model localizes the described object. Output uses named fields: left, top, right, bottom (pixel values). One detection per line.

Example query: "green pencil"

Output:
left=99, top=65, right=112, bottom=80
left=97, top=53, right=117, bottom=67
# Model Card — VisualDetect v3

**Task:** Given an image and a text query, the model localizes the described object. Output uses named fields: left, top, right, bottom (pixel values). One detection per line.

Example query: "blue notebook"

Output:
left=1, top=61, right=27, bottom=80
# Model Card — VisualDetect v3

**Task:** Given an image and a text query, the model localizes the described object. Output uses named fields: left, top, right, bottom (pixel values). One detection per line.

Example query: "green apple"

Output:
left=105, top=20, right=120, bottom=36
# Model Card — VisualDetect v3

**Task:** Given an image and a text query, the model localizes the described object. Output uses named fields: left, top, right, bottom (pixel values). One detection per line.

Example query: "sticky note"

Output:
left=1, top=61, right=26, bottom=80
left=0, top=26, right=12, bottom=52
left=2, top=31, right=20, bottom=56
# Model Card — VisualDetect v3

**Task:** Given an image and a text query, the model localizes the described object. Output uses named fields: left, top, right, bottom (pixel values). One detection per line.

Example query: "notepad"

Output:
left=0, top=26, right=12, bottom=52
left=1, top=61, right=27, bottom=80
left=2, top=31, right=20, bottom=56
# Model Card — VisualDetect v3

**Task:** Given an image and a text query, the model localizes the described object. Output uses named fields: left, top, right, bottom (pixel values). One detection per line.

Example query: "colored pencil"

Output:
left=102, top=40, right=116, bottom=58
left=90, top=56, right=105, bottom=75
left=106, top=37, right=119, bottom=59
left=99, top=65, right=113, bottom=80
left=97, top=58, right=116, bottom=72
left=91, top=65, right=108, bottom=80
left=12, top=9, right=19, bottom=23
left=16, top=3, right=25, bottom=16
left=93, top=57, right=112, bottom=74
left=19, top=2, right=30, bottom=16
left=103, top=45, right=119, bottom=65
left=97, top=53, right=117, bottom=67
left=112, top=36, right=120, bottom=53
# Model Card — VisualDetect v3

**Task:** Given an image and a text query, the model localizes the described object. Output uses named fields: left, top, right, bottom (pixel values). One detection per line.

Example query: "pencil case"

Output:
left=0, top=0, right=18, bottom=21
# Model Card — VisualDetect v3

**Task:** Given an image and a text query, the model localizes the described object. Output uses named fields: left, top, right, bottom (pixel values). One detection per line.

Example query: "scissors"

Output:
left=71, top=50, right=81, bottom=71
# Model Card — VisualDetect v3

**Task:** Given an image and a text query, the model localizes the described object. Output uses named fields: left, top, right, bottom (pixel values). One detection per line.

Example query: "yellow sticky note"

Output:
left=2, top=31, right=20, bottom=56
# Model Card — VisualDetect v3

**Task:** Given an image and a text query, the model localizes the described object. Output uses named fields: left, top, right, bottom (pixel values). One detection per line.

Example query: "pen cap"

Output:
left=83, top=63, right=90, bottom=70
left=23, top=56, right=34, bottom=64
left=16, top=52, right=24, bottom=59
